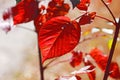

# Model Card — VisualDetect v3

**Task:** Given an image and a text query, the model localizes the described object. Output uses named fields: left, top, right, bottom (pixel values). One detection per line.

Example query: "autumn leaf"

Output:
left=3, top=0, right=39, bottom=25
left=83, top=56, right=96, bottom=80
left=109, top=62, right=120, bottom=79
left=39, top=16, right=80, bottom=62
left=89, top=48, right=108, bottom=71
left=89, top=48, right=120, bottom=79
left=70, top=51, right=83, bottom=67
left=70, top=0, right=80, bottom=8
left=47, top=0, right=70, bottom=18
left=77, top=0, right=90, bottom=11
left=79, top=12, right=96, bottom=25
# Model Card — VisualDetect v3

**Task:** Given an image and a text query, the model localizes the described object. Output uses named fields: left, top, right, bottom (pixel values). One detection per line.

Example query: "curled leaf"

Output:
left=70, top=51, right=83, bottom=67
left=39, top=16, right=81, bottom=62
left=77, top=0, right=90, bottom=11
left=89, top=48, right=108, bottom=71
left=3, top=0, right=39, bottom=25
left=79, top=12, right=96, bottom=25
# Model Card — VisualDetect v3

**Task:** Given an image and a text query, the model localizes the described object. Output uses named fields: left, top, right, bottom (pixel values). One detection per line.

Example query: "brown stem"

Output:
left=37, top=33, right=44, bottom=80
left=95, top=15, right=116, bottom=25
left=103, top=19, right=120, bottom=80
left=101, top=0, right=120, bottom=80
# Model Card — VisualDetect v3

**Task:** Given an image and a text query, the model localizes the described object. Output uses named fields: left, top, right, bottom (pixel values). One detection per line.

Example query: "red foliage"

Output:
left=34, top=0, right=70, bottom=33
left=39, top=16, right=81, bottom=62
left=3, top=0, right=39, bottom=25
left=77, top=0, right=90, bottom=11
left=89, top=48, right=108, bottom=71
left=90, top=48, right=120, bottom=79
left=79, top=12, right=96, bottom=25
left=109, top=62, right=120, bottom=79
left=70, top=51, right=83, bottom=67
left=83, top=57, right=96, bottom=80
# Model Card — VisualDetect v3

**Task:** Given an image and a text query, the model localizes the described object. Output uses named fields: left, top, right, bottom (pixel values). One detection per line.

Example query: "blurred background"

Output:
left=0, top=0, right=120, bottom=80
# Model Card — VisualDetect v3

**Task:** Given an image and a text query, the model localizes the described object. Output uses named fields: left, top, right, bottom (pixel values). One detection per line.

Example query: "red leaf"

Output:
left=47, top=0, right=70, bottom=18
left=89, top=48, right=108, bottom=71
left=77, top=0, right=90, bottom=11
left=83, top=56, right=96, bottom=80
left=39, top=16, right=81, bottom=62
left=79, top=12, right=96, bottom=25
left=70, top=51, right=83, bottom=67
left=109, top=62, right=120, bottom=79
left=89, top=48, right=120, bottom=79
left=11, top=0, right=38, bottom=24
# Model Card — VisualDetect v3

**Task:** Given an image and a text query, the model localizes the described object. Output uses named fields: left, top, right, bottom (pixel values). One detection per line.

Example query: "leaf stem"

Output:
left=101, top=0, right=120, bottom=80
left=37, top=33, right=44, bottom=80
left=95, top=15, right=116, bottom=25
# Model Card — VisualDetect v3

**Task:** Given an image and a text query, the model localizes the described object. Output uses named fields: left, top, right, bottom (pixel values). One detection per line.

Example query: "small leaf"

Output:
left=70, top=51, right=83, bottom=67
left=39, top=16, right=81, bottom=62
left=70, top=0, right=80, bottom=8
left=109, top=62, right=120, bottom=79
left=79, top=12, right=96, bottom=25
left=77, top=0, right=90, bottom=11
left=89, top=48, right=108, bottom=70
left=89, top=48, right=120, bottom=79
left=3, top=0, right=39, bottom=25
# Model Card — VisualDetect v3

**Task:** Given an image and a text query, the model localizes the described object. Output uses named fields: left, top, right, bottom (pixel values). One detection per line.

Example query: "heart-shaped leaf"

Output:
left=39, top=16, right=81, bottom=62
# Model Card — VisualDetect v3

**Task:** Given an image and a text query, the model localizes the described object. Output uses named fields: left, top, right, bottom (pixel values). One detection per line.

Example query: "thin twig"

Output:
left=37, top=33, right=44, bottom=80
left=100, top=0, right=120, bottom=80
left=95, top=15, right=116, bottom=25
left=101, top=0, right=117, bottom=25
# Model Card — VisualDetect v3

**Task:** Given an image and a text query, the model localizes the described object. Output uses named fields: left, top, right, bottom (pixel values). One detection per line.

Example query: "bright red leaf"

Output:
left=39, top=16, right=81, bottom=62
left=89, top=48, right=120, bottom=79
left=3, top=0, right=39, bottom=25
left=89, top=48, right=108, bottom=71
left=79, top=12, right=96, bottom=25
left=83, top=56, right=96, bottom=80
left=70, top=51, right=83, bottom=67
left=109, top=62, right=120, bottom=79
left=77, top=0, right=90, bottom=11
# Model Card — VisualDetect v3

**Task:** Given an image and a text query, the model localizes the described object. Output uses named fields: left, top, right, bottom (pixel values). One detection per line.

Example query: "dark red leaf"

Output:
left=75, top=75, right=82, bottom=80
left=109, top=62, right=120, bottom=79
left=89, top=48, right=108, bottom=71
left=79, top=12, right=96, bottom=25
left=39, top=16, right=81, bottom=62
left=11, top=0, right=38, bottom=24
left=77, top=0, right=90, bottom=11
left=70, top=51, right=83, bottom=67
left=47, top=0, right=70, bottom=18
left=83, top=57, right=96, bottom=80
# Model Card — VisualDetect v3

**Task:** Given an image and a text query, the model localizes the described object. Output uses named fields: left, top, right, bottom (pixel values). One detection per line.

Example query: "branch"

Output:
left=101, top=0, right=120, bottom=80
